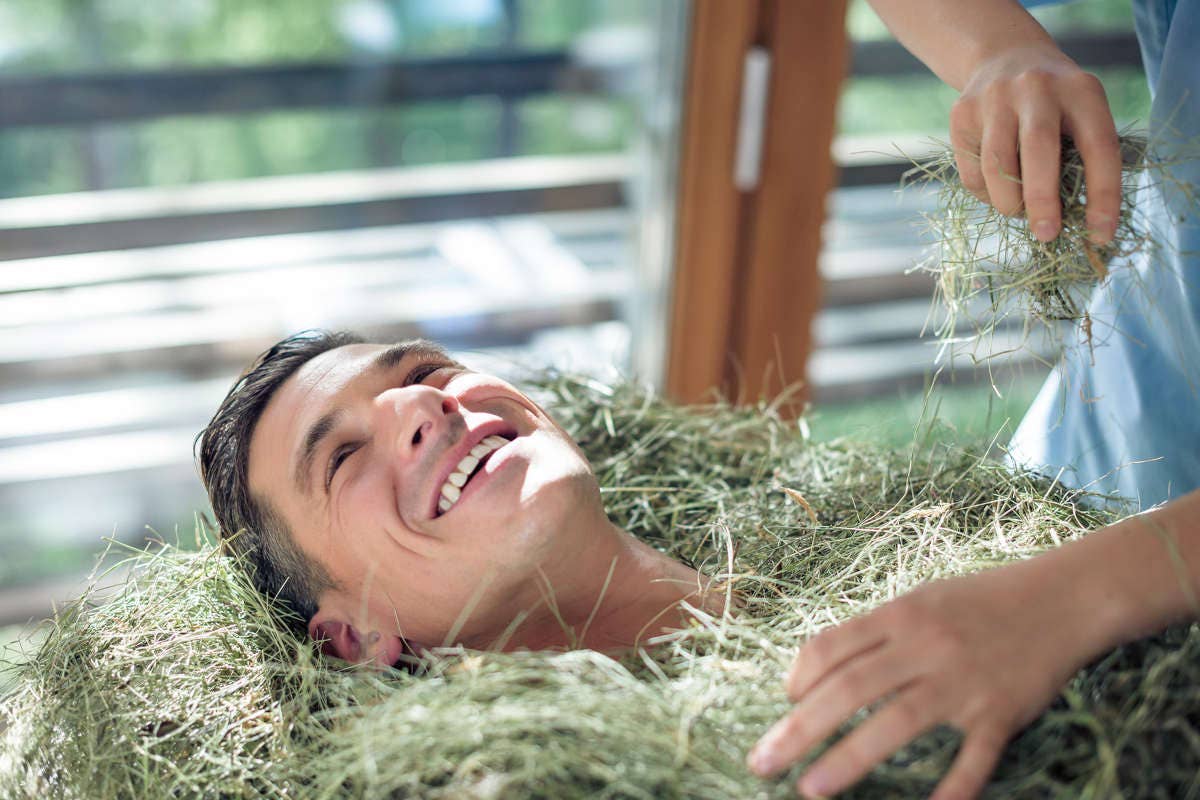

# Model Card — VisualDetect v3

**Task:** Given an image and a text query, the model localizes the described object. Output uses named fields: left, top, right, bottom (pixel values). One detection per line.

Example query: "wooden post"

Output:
left=664, top=0, right=760, bottom=406
left=666, top=0, right=847, bottom=414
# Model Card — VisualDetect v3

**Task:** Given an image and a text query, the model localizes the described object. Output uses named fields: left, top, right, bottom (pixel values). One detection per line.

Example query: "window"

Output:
left=0, top=0, right=688, bottom=611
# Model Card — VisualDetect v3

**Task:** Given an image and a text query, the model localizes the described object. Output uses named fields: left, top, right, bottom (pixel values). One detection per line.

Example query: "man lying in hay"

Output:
left=197, top=330, right=732, bottom=663
left=2, top=328, right=1199, bottom=799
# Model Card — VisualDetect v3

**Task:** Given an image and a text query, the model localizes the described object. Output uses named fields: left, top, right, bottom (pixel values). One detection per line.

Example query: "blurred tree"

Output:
left=0, top=0, right=1144, bottom=199
left=0, top=0, right=646, bottom=198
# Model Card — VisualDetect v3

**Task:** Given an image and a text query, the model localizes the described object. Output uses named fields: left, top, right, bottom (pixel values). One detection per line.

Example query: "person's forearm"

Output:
left=866, top=0, right=1063, bottom=90
left=1048, top=489, right=1200, bottom=659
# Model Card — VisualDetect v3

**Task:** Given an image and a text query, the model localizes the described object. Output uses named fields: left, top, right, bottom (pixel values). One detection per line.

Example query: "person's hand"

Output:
left=747, top=556, right=1099, bottom=798
left=950, top=43, right=1122, bottom=244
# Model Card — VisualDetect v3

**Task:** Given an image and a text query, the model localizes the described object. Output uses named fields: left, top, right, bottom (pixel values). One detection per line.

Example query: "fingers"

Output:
left=951, top=63, right=1120, bottom=247
left=752, top=682, right=1012, bottom=800
left=1016, top=99, right=1063, bottom=242
left=949, top=100, right=988, bottom=204
left=785, top=614, right=888, bottom=701
left=794, top=684, right=938, bottom=798
left=753, top=642, right=920, bottom=777
left=1065, top=82, right=1122, bottom=244
left=979, top=109, right=1022, bottom=218
left=793, top=699, right=1009, bottom=800
left=928, top=727, right=1009, bottom=800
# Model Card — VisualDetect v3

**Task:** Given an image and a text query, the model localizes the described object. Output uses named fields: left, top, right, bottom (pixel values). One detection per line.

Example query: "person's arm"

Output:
left=747, top=488, right=1200, bottom=799
left=867, top=0, right=1122, bottom=244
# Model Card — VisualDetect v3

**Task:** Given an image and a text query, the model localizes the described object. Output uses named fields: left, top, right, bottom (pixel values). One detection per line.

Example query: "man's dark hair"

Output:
left=197, top=329, right=365, bottom=625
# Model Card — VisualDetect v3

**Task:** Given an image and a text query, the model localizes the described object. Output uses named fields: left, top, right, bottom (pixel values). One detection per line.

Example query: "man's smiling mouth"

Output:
left=436, top=434, right=510, bottom=516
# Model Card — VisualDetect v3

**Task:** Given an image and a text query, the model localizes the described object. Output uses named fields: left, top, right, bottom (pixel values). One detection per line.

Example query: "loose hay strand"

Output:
left=2, top=373, right=1198, bottom=798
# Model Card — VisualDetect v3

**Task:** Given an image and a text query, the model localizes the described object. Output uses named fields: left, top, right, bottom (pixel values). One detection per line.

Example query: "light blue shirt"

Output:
left=1008, top=0, right=1200, bottom=509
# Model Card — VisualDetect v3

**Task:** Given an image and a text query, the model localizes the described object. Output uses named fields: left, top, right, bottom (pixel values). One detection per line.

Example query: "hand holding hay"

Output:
left=905, top=133, right=1161, bottom=355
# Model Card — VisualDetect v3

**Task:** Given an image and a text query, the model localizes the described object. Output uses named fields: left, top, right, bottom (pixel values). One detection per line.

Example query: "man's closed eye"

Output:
left=326, top=443, right=361, bottom=489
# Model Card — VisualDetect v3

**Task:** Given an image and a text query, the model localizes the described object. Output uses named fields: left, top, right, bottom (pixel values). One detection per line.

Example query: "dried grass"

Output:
left=2, top=374, right=1198, bottom=798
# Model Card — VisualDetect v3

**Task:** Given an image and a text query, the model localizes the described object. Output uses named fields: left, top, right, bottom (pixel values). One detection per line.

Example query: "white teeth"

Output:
left=436, top=435, right=509, bottom=515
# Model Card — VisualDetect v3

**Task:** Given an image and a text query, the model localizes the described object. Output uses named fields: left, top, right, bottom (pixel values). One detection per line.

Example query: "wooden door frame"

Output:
left=666, top=0, right=848, bottom=413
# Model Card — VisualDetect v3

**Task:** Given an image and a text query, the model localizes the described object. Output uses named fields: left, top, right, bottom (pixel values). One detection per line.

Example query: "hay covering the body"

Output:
left=3, top=375, right=1200, bottom=798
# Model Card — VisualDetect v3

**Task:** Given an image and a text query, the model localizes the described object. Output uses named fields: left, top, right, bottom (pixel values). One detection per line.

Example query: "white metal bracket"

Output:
left=733, top=46, right=771, bottom=191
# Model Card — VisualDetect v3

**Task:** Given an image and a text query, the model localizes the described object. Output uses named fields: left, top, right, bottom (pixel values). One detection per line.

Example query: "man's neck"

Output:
left=488, top=518, right=727, bottom=654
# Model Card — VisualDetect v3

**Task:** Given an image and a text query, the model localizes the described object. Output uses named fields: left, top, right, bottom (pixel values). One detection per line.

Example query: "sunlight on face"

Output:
left=247, top=342, right=603, bottom=657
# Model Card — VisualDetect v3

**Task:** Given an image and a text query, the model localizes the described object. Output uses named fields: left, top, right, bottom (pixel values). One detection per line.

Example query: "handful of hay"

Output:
left=905, top=133, right=1167, bottom=357
left=3, top=374, right=1200, bottom=798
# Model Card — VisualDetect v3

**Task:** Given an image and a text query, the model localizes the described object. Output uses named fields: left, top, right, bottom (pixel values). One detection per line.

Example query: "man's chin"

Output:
left=480, top=470, right=599, bottom=561
left=443, top=430, right=602, bottom=558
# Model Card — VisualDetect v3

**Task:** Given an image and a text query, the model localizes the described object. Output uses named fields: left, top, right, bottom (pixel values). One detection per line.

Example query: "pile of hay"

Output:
left=3, top=374, right=1199, bottom=798
left=905, top=132, right=1178, bottom=358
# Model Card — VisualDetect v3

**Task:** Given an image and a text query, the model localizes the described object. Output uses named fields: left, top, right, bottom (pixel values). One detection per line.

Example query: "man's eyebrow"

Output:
left=371, top=342, right=417, bottom=372
left=372, top=341, right=454, bottom=372
left=293, top=409, right=343, bottom=496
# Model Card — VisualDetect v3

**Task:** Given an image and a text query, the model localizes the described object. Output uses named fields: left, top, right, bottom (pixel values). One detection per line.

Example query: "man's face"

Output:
left=247, top=342, right=601, bottom=663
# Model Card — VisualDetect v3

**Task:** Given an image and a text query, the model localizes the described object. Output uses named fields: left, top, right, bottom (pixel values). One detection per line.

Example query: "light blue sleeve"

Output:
left=1009, top=0, right=1200, bottom=508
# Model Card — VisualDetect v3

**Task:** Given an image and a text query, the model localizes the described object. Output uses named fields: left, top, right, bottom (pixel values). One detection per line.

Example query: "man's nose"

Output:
left=372, top=386, right=461, bottom=457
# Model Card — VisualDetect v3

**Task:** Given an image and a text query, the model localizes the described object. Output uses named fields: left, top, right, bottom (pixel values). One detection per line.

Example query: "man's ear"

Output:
left=310, top=618, right=361, bottom=661
left=310, top=616, right=412, bottom=668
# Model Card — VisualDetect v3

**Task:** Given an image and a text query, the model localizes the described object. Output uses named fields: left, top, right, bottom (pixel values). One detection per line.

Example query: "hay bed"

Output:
left=2, top=375, right=1198, bottom=799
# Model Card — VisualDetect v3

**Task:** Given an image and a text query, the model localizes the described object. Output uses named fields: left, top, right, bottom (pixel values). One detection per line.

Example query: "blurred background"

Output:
left=0, top=0, right=1147, bottom=629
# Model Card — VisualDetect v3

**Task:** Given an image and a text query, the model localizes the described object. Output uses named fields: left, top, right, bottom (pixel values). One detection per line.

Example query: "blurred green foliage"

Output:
left=0, top=0, right=641, bottom=72
left=0, top=0, right=1150, bottom=199
left=842, top=0, right=1150, bottom=136
left=809, top=373, right=1046, bottom=449
left=0, top=541, right=97, bottom=589
left=811, top=371, right=1046, bottom=450
left=848, top=0, right=1140, bottom=40
left=840, top=67, right=1151, bottom=137
left=0, top=0, right=644, bottom=198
